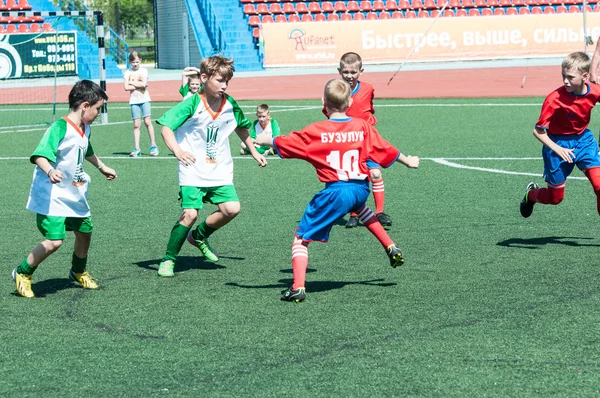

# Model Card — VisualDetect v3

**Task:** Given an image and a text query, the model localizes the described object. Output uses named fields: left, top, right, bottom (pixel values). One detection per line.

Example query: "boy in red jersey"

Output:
left=323, top=52, right=391, bottom=228
left=256, top=78, right=419, bottom=302
left=521, top=52, right=600, bottom=217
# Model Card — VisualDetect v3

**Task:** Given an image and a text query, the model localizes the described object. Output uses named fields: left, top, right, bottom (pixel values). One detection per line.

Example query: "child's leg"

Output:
left=192, top=201, right=240, bottom=241
left=370, top=168, right=385, bottom=214
left=291, top=237, right=309, bottom=290
left=163, top=208, right=198, bottom=262
left=17, top=239, right=63, bottom=275
left=584, top=167, right=600, bottom=215
left=355, top=205, right=394, bottom=249
left=528, top=184, right=565, bottom=205
left=72, top=231, right=91, bottom=273
left=132, top=118, right=141, bottom=150
left=143, top=115, right=156, bottom=147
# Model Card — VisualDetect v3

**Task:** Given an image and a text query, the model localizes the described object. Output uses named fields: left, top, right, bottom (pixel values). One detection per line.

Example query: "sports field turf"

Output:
left=2, top=98, right=600, bottom=396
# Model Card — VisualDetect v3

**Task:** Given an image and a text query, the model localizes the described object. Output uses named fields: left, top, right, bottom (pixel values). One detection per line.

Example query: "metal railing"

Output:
left=196, top=0, right=227, bottom=55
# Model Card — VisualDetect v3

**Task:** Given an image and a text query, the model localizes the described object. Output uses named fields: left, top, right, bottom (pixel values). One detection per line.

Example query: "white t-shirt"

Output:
left=124, top=67, right=151, bottom=104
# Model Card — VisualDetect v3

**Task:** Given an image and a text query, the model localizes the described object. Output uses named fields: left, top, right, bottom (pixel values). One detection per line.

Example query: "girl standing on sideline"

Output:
left=123, top=51, right=158, bottom=157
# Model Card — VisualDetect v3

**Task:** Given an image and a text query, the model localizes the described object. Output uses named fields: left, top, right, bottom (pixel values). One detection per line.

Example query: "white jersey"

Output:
left=27, top=117, right=94, bottom=217
left=124, top=67, right=151, bottom=104
left=157, top=93, right=252, bottom=187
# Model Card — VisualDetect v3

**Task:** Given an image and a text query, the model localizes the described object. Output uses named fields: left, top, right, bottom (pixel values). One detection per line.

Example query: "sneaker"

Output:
left=187, top=231, right=219, bottom=262
left=149, top=145, right=159, bottom=156
left=520, top=182, right=539, bottom=218
left=12, top=268, right=34, bottom=298
left=345, top=216, right=359, bottom=228
left=280, top=286, right=306, bottom=302
left=129, top=148, right=141, bottom=157
left=376, top=212, right=393, bottom=227
left=68, top=269, right=99, bottom=289
left=157, top=260, right=175, bottom=277
left=386, top=245, right=404, bottom=268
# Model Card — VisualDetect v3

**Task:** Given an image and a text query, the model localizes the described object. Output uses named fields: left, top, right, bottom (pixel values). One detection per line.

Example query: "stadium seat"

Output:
left=354, top=11, right=365, bottom=19
left=462, top=0, right=474, bottom=7
left=531, top=5, right=542, bottom=12
left=412, top=0, right=424, bottom=9
left=543, top=5, right=555, bottom=12
left=5, top=0, right=17, bottom=10
left=595, top=3, right=600, bottom=11
left=474, top=0, right=486, bottom=7
left=288, top=14, right=300, bottom=22
left=386, top=0, right=399, bottom=10
left=374, top=0, right=386, bottom=10
left=430, top=9, right=440, bottom=16
left=493, top=7, right=505, bottom=14
left=301, top=13, right=313, bottom=21
left=42, top=22, right=54, bottom=31
left=248, top=15, right=260, bottom=26
left=322, top=1, right=335, bottom=12
left=360, top=0, right=373, bottom=11
left=243, top=4, right=257, bottom=14
left=0, top=25, right=5, bottom=33
left=6, top=24, right=16, bottom=33
left=499, top=0, right=512, bottom=6
left=296, top=2, right=309, bottom=13
left=270, top=3, right=283, bottom=14
left=481, top=7, right=493, bottom=14
left=261, top=14, right=274, bottom=23
left=424, top=0, right=436, bottom=9
left=275, top=14, right=287, bottom=22
left=405, top=9, right=417, bottom=16
left=309, top=2, right=321, bottom=13
left=380, top=10, right=392, bottom=17
left=341, top=12, right=353, bottom=20
left=519, top=6, right=530, bottom=13
left=456, top=8, right=467, bottom=15
left=314, top=13, right=327, bottom=21
left=468, top=7, right=480, bottom=15
left=449, top=0, right=461, bottom=7
left=367, top=11, right=379, bottom=18
left=347, top=1, right=360, bottom=11
left=398, top=0, right=411, bottom=9
left=537, top=0, right=550, bottom=5
left=437, top=0, right=448, bottom=7
left=418, top=9, right=429, bottom=16
left=17, top=0, right=32, bottom=10
left=252, top=28, right=260, bottom=39
left=549, top=0, right=561, bottom=5
left=524, top=0, right=537, bottom=5
left=391, top=10, right=404, bottom=17
left=487, top=0, right=499, bottom=6
left=283, top=3, right=295, bottom=13
left=584, top=5, right=592, bottom=12
left=556, top=5, right=567, bottom=12
left=511, top=0, right=524, bottom=5
left=328, top=13, right=340, bottom=20
left=258, top=4, right=271, bottom=14
left=568, top=5, right=579, bottom=12
left=444, top=8, right=455, bottom=15
left=507, top=6, right=518, bottom=14
left=335, top=1, right=347, bottom=12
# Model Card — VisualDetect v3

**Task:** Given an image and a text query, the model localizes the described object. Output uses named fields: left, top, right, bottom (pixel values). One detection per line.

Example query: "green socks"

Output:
left=71, top=253, right=88, bottom=274
left=163, top=223, right=192, bottom=262
left=192, top=221, right=216, bottom=241
left=16, top=258, right=36, bottom=276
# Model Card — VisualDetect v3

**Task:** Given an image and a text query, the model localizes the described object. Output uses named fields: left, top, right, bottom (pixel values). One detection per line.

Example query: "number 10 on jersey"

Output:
left=326, top=150, right=368, bottom=181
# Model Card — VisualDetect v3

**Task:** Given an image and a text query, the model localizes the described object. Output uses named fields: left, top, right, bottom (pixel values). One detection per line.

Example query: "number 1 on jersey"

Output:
left=326, top=150, right=368, bottom=181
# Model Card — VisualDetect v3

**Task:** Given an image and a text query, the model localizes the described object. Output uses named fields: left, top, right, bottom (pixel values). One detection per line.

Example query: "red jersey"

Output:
left=273, top=117, right=400, bottom=183
left=322, top=81, right=377, bottom=126
left=536, top=83, right=600, bottom=135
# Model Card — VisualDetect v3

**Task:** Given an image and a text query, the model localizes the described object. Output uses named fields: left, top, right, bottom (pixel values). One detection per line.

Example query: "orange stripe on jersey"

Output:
left=200, top=93, right=227, bottom=120
left=63, top=116, right=84, bottom=137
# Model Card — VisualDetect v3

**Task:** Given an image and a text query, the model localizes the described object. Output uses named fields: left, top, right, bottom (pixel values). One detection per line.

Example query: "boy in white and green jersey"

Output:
left=240, top=104, right=281, bottom=156
left=179, top=66, right=202, bottom=100
left=156, top=55, right=267, bottom=277
left=12, top=80, right=117, bottom=298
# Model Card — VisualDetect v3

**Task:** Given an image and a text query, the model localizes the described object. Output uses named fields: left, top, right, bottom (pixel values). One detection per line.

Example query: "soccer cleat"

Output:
left=149, top=145, right=159, bottom=156
left=280, top=286, right=306, bottom=302
left=520, top=182, right=539, bottom=218
left=69, top=269, right=99, bottom=289
left=187, top=231, right=219, bottom=262
left=129, top=148, right=141, bottom=157
left=386, top=245, right=404, bottom=268
left=12, top=268, right=34, bottom=298
left=376, top=212, right=393, bottom=227
left=157, top=260, right=175, bottom=277
left=345, top=216, right=359, bottom=228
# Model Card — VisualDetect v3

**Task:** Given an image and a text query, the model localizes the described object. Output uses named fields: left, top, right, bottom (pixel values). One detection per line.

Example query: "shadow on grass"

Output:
left=25, top=278, right=73, bottom=298
left=134, top=256, right=226, bottom=272
left=225, top=276, right=396, bottom=293
left=497, top=236, right=600, bottom=249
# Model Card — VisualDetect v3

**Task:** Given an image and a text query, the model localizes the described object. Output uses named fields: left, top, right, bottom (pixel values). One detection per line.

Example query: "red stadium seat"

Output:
left=248, top=15, right=260, bottom=26
left=444, top=8, right=455, bottom=15
left=301, top=13, right=313, bottom=21
left=288, top=14, right=300, bottom=22
left=437, top=0, right=448, bottom=7
left=524, top=0, right=537, bottom=5
left=556, top=5, right=567, bottom=12
left=474, top=0, right=486, bottom=6
left=499, top=0, right=512, bottom=6
left=243, top=4, right=257, bottom=14
left=261, top=14, right=274, bottom=23
left=456, top=8, right=467, bottom=15
left=531, top=5, right=542, bottom=12
left=507, top=7, right=518, bottom=14
left=386, top=0, right=399, bottom=10
left=418, top=9, right=429, bottom=16
left=309, top=2, right=321, bottom=12
left=366, top=11, right=378, bottom=18
left=328, top=13, right=340, bottom=20
left=543, top=5, right=555, bottom=12
left=347, top=1, right=360, bottom=11
left=493, top=7, right=505, bottom=14
left=449, top=0, right=461, bottom=7
left=398, top=0, right=411, bottom=9
left=341, top=12, right=353, bottom=20
left=5, top=0, right=17, bottom=10
left=270, top=3, right=283, bottom=14
left=0, top=25, right=5, bottom=33
left=412, top=0, right=424, bottom=9
left=322, top=1, right=335, bottom=12
left=595, top=3, right=600, bottom=11
left=549, top=0, right=561, bottom=5
left=252, top=28, right=260, bottom=39
left=283, top=3, right=295, bottom=13
left=42, top=22, right=54, bottom=31
left=405, top=9, right=417, bottom=16
left=374, top=0, right=386, bottom=10
left=487, top=0, right=499, bottom=6
left=6, top=24, right=16, bottom=33
left=462, top=0, right=474, bottom=7
left=18, top=0, right=32, bottom=10
left=583, top=5, right=592, bottom=12
left=519, top=6, right=530, bottom=13
left=380, top=10, right=392, bottom=17
left=360, top=0, right=373, bottom=11
left=17, top=23, right=27, bottom=32
left=391, top=10, right=403, bottom=17
left=568, top=5, right=579, bottom=12
left=512, top=0, right=524, bottom=5
left=296, top=2, right=309, bottom=13
left=424, top=0, right=436, bottom=8
left=481, top=7, right=493, bottom=14
left=256, top=4, right=270, bottom=14
left=314, top=13, right=327, bottom=21
left=354, top=11, right=365, bottom=19
left=430, top=9, right=440, bottom=16
left=275, top=14, right=287, bottom=22
left=537, top=0, right=550, bottom=5
left=468, top=7, right=480, bottom=15
left=335, top=1, right=347, bottom=12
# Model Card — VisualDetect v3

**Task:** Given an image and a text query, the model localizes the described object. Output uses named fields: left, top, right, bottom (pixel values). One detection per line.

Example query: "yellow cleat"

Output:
left=69, top=270, right=99, bottom=289
left=12, top=268, right=34, bottom=298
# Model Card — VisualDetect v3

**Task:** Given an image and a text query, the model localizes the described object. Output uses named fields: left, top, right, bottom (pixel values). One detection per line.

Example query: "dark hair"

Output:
left=68, top=80, right=109, bottom=110
left=129, top=51, right=141, bottom=62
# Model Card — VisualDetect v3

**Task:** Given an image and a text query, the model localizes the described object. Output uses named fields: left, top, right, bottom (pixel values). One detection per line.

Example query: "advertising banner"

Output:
left=262, top=14, right=600, bottom=67
left=0, top=31, right=78, bottom=79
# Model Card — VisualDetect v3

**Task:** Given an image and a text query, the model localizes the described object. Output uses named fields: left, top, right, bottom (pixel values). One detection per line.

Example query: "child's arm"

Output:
left=591, top=40, right=600, bottom=84
left=254, top=132, right=274, bottom=147
left=533, top=127, right=575, bottom=163
left=236, top=127, right=267, bottom=167
left=86, top=155, right=117, bottom=180
left=161, top=126, right=196, bottom=166
left=182, top=67, right=200, bottom=85
left=32, top=156, right=63, bottom=184
left=396, top=153, right=419, bottom=168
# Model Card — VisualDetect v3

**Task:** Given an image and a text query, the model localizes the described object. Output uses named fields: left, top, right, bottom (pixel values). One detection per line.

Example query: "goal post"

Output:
left=0, top=10, right=108, bottom=130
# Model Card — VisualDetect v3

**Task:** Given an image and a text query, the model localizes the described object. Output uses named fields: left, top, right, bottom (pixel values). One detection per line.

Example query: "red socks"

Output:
left=291, top=240, right=308, bottom=290
left=585, top=167, right=600, bottom=215
left=529, top=186, right=564, bottom=205
left=356, top=205, right=394, bottom=248
left=372, top=179, right=385, bottom=214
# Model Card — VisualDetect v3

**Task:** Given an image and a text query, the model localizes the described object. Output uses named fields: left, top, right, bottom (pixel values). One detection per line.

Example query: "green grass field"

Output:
left=2, top=98, right=600, bottom=396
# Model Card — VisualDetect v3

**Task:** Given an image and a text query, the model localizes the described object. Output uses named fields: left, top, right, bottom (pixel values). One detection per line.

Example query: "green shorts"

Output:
left=36, top=214, right=94, bottom=240
left=179, top=185, right=239, bottom=209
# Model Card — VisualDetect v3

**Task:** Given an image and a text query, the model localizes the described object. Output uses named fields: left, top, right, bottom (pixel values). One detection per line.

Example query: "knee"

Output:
left=370, top=169, right=382, bottom=181
left=548, top=188, right=564, bottom=205
left=220, top=203, right=241, bottom=219
left=133, top=120, right=141, bottom=129
left=180, top=209, right=199, bottom=225
left=144, top=117, right=153, bottom=127
left=45, top=239, right=63, bottom=252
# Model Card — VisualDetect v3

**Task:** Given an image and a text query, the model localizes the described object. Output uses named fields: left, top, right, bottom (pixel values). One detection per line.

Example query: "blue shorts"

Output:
left=366, top=159, right=381, bottom=169
left=130, top=102, right=151, bottom=119
left=296, top=181, right=370, bottom=242
left=543, top=129, right=600, bottom=186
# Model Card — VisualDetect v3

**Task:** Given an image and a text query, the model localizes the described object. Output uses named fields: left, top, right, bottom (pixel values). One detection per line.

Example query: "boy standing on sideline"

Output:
left=256, top=78, right=419, bottom=302
left=324, top=52, right=392, bottom=228
left=155, top=56, right=267, bottom=277
left=13, top=80, right=117, bottom=298
left=180, top=66, right=202, bottom=99
left=520, top=52, right=600, bottom=218
left=240, top=104, right=281, bottom=156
